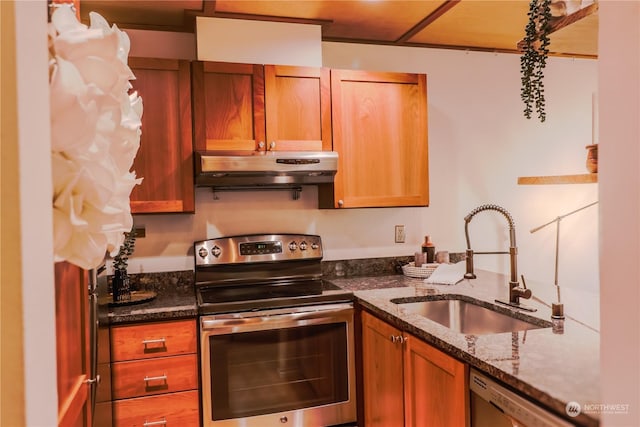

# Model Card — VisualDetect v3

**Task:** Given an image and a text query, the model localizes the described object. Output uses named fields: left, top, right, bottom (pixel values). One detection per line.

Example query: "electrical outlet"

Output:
left=395, top=225, right=405, bottom=243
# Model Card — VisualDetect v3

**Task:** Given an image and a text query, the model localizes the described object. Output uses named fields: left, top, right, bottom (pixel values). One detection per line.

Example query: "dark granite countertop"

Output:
left=108, top=291, right=197, bottom=325
left=107, top=270, right=197, bottom=325
left=331, top=270, right=600, bottom=427
left=104, top=262, right=599, bottom=426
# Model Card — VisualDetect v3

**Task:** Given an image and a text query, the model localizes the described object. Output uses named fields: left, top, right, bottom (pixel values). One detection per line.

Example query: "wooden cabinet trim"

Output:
left=128, top=57, right=181, bottom=71
left=332, top=69, right=422, bottom=84
left=130, top=200, right=184, bottom=214
left=270, top=64, right=324, bottom=78
left=202, top=60, right=256, bottom=74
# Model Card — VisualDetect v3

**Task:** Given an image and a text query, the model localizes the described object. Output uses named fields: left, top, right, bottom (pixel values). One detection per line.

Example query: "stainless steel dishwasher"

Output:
left=470, top=369, right=575, bottom=427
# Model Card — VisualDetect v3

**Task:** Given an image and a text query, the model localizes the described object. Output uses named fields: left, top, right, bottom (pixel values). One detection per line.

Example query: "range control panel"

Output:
left=194, top=234, right=323, bottom=266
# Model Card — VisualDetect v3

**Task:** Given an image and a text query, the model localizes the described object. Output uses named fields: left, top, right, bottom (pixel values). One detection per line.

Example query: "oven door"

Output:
left=200, top=303, right=356, bottom=427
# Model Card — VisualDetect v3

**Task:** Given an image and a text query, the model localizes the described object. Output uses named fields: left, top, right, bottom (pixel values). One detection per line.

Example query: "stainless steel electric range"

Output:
left=194, top=233, right=356, bottom=427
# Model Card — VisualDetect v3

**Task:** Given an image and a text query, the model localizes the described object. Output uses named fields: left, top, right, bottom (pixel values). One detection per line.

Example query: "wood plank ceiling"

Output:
left=79, top=0, right=598, bottom=57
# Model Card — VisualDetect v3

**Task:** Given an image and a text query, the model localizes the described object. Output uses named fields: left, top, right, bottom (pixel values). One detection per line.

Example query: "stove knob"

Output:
left=211, top=245, right=221, bottom=257
left=288, top=241, right=298, bottom=251
left=311, top=242, right=319, bottom=250
left=198, top=247, right=208, bottom=259
left=299, top=241, right=307, bottom=250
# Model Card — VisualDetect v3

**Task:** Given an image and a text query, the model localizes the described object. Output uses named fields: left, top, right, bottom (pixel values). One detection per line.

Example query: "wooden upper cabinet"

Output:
left=192, top=61, right=331, bottom=152
left=192, top=61, right=265, bottom=151
left=264, top=65, right=332, bottom=151
left=128, top=58, right=195, bottom=214
left=321, top=70, right=429, bottom=208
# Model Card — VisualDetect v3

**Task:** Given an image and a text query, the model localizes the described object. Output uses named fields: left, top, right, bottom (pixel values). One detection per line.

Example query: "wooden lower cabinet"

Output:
left=361, top=311, right=468, bottom=427
left=404, top=333, right=468, bottom=427
left=111, top=319, right=199, bottom=427
left=55, top=262, right=91, bottom=427
left=113, top=390, right=199, bottom=427
left=361, top=311, right=405, bottom=427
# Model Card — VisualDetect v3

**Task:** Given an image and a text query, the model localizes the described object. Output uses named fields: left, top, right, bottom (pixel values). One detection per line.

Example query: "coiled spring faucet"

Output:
left=464, top=204, right=534, bottom=311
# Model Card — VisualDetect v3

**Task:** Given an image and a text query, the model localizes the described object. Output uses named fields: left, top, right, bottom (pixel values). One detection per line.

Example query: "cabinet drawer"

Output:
left=112, top=354, right=198, bottom=400
left=111, top=319, right=196, bottom=362
left=113, top=390, right=199, bottom=427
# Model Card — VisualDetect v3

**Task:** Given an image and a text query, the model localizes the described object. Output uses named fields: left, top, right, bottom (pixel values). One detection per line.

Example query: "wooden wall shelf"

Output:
left=517, top=173, right=598, bottom=185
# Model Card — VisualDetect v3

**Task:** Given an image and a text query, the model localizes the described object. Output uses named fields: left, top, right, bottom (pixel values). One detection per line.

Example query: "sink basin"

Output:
left=391, top=295, right=552, bottom=335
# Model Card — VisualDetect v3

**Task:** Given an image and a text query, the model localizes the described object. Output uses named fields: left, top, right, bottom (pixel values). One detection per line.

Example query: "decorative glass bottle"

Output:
left=421, top=235, right=436, bottom=264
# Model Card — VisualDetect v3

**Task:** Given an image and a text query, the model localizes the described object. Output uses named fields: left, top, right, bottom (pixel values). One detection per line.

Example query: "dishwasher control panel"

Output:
left=470, top=369, right=575, bottom=427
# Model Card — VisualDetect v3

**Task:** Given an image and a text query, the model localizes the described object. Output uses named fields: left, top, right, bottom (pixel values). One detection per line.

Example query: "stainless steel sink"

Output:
left=391, top=295, right=552, bottom=335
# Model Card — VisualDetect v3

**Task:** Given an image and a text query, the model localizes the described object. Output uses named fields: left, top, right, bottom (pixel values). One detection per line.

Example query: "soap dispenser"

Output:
left=421, top=235, right=436, bottom=263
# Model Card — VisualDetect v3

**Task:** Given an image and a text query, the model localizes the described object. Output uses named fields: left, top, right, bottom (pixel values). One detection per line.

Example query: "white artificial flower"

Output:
left=50, top=6, right=143, bottom=270
left=49, top=56, right=100, bottom=153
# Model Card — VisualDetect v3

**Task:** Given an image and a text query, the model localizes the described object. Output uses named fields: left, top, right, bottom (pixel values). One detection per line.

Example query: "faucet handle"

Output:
left=516, top=274, right=532, bottom=299
left=516, top=287, right=532, bottom=299
left=464, top=249, right=477, bottom=279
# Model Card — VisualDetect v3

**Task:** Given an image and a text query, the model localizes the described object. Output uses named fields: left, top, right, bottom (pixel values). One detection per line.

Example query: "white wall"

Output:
left=127, top=30, right=599, bottom=312
left=11, top=1, right=58, bottom=425
left=599, top=1, right=640, bottom=425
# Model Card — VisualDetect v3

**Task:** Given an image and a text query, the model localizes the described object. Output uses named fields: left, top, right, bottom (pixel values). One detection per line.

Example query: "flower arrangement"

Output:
left=49, top=6, right=143, bottom=270
left=520, top=0, right=552, bottom=122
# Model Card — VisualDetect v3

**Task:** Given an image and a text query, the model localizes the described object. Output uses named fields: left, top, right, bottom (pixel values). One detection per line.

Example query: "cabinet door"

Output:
left=361, top=311, right=405, bottom=427
left=55, top=262, right=91, bottom=427
left=404, top=333, right=468, bottom=427
left=128, top=58, right=194, bottom=213
left=325, top=69, right=429, bottom=208
left=264, top=65, right=332, bottom=151
left=192, top=61, right=265, bottom=151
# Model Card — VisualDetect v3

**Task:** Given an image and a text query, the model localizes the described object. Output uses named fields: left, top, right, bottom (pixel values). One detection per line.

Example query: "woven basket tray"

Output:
left=402, top=262, right=438, bottom=278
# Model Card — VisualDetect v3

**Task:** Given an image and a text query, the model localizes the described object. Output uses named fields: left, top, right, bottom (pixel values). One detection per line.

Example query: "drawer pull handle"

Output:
left=143, top=418, right=167, bottom=427
left=142, top=338, right=166, bottom=346
left=144, top=374, right=168, bottom=384
left=142, top=338, right=167, bottom=353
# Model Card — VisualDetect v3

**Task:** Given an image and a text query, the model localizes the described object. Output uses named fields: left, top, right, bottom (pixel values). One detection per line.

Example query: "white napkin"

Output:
left=423, top=262, right=466, bottom=285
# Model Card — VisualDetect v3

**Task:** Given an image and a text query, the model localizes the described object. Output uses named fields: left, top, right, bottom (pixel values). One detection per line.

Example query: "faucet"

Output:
left=463, top=204, right=534, bottom=311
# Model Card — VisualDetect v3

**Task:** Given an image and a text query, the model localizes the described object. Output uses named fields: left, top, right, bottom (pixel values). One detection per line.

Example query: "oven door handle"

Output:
left=200, top=303, right=353, bottom=333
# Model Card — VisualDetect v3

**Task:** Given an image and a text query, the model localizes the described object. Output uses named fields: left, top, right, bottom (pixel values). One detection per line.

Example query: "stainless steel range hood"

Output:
left=195, top=151, right=338, bottom=188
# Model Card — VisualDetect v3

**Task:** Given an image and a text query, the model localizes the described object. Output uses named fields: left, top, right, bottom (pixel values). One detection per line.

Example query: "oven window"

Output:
left=209, top=322, right=349, bottom=420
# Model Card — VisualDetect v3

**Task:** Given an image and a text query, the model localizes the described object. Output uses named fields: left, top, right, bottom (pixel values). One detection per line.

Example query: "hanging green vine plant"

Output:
left=520, top=0, right=552, bottom=122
